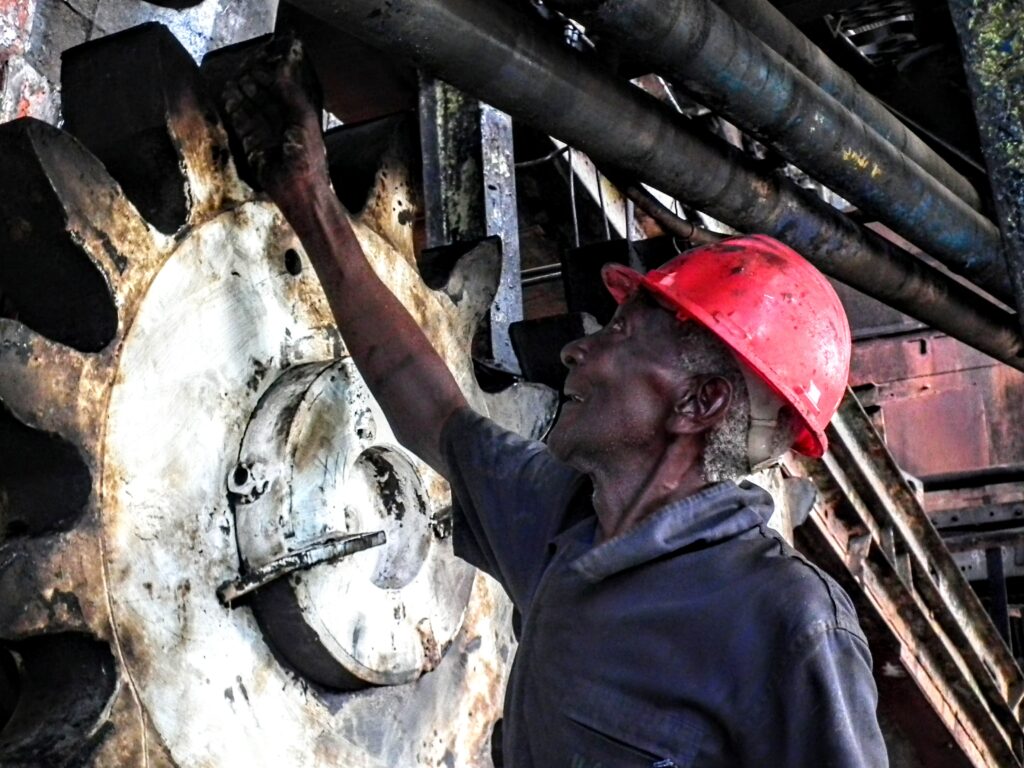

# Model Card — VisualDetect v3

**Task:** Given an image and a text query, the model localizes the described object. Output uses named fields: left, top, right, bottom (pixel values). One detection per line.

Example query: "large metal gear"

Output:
left=0, top=23, right=555, bottom=767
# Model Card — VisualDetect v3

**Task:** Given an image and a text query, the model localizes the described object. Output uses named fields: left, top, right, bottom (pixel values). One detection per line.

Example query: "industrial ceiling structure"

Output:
left=1, top=0, right=1023, bottom=766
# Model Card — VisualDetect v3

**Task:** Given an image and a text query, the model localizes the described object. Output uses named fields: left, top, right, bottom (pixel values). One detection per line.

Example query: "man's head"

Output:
left=547, top=236, right=851, bottom=483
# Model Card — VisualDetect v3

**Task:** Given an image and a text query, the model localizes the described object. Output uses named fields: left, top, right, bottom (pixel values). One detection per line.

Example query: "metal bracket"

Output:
left=418, top=76, right=522, bottom=373
left=217, top=531, right=386, bottom=606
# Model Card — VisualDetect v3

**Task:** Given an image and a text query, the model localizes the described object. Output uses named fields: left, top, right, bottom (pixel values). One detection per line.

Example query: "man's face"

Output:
left=547, top=296, right=691, bottom=469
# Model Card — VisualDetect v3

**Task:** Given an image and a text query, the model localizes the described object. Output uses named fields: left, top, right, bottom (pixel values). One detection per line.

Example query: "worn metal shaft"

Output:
left=712, top=0, right=982, bottom=212
left=288, top=0, right=1024, bottom=369
left=550, top=0, right=1012, bottom=304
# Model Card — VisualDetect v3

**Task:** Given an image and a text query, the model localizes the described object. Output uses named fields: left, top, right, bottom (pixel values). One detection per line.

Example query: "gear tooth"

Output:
left=63, top=23, right=244, bottom=233
left=86, top=685, right=177, bottom=768
left=0, top=320, right=95, bottom=445
left=0, top=530, right=102, bottom=640
left=0, top=119, right=134, bottom=352
left=29, top=119, right=164, bottom=314
left=0, top=631, right=117, bottom=766
left=436, top=238, right=503, bottom=326
left=481, top=382, right=559, bottom=440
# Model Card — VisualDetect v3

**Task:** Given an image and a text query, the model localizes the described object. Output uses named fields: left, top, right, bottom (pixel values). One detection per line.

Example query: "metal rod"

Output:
left=417, top=74, right=448, bottom=250
left=521, top=264, right=562, bottom=279
left=288, top=0, right=1024, bottom=371
left=568, top=147, right=580, bottom=249
left=602, top=170, right=723, bottom=245
left=515, top=143, right=570, bottom=168
left=596, top=170, right=611, bottom=240
left=711, top=0, right=982, bottom=212
left=799, top=396, right=1024, bottom=765
left=522, top=273, right=563, bottom=287
left=550, top=0, right=1012, bottom=304
left=480, top=103, right=524, bottom=373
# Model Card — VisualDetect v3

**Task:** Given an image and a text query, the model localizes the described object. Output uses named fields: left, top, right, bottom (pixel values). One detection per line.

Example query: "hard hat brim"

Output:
left=599, top=262, right=827, bottom=458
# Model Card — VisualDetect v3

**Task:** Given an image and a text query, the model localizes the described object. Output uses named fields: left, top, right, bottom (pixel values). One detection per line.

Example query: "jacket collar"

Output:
left=567, top=481, right=774, bottom=583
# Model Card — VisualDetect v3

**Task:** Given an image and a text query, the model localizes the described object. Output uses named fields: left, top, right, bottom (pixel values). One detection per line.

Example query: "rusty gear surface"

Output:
left=0, top=24, right=554, bottom=768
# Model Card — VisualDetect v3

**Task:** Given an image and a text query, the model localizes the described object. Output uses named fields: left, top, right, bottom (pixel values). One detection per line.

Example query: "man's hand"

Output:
left=222, top=35, right=328, bottom=201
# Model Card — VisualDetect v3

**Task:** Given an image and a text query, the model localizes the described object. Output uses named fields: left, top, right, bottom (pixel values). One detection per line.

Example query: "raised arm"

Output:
left=223, top=38, right=467, bottom=473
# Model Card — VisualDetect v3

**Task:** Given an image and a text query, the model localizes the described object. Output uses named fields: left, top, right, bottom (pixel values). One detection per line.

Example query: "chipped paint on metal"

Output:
left=0, top=0, right=33, bottom=62
left=0, top=55, right=54, bottom=122
left=841, top=147, right=883, bottom=179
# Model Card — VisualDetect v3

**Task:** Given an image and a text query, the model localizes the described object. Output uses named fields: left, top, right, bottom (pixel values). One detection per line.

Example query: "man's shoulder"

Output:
left=731, top=526, right=866, bottom=646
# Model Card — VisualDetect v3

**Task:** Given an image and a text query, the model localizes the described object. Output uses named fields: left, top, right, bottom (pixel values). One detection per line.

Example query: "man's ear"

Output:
left=667, top=375, right=734, bottom=435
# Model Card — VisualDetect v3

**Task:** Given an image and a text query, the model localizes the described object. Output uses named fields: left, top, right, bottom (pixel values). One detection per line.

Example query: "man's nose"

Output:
left=560, top=335, right=588, bottom=368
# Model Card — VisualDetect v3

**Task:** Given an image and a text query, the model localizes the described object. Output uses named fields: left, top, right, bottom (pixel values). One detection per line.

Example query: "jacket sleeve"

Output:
left=742, top=623, right=889, bottom=768
left=440, top=407, right=586, bottom=611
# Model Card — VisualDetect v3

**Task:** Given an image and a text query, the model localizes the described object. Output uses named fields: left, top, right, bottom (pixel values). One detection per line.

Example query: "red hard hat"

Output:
left=601, top=235, right=851, bottom=457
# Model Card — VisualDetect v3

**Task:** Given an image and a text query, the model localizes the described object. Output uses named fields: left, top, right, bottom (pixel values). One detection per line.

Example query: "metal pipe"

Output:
left=288, top=0, right=1024, bottom=370
left=601, top=170, right=723, bottom=245
left=549, top=0, right=1013, bottom=305
left=711, top=0, right=982, bottom=212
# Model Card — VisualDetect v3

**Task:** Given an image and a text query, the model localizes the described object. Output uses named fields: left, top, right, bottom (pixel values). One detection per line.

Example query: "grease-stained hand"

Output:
left=222, top=35, right=329, bottom=199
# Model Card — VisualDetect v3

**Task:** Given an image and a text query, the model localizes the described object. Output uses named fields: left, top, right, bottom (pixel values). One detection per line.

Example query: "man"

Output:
left=224, top=37, right=887, bottom=767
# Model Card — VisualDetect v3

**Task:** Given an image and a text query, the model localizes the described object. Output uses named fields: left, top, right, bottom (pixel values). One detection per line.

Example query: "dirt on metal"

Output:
left=0, top=23, right=554, bottom=767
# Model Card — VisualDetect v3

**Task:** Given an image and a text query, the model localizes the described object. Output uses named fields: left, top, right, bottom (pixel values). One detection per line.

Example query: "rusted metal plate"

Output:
left=851, top=331, right=1024, bottom=479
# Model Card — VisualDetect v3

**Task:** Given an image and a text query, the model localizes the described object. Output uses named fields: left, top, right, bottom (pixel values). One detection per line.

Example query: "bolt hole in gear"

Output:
left=0, top=22, right=555, bottom=768
left=284, top=247, right=303, bottom=275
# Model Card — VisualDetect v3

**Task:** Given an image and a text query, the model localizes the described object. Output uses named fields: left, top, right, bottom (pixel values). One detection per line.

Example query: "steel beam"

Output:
left=552, top=0, right=1012, bottom=304
left=288, top=0, right=1024, bottom=371
left=419, top=78, right=522, bottom=372
left=481, top=103, right=523, bottom=372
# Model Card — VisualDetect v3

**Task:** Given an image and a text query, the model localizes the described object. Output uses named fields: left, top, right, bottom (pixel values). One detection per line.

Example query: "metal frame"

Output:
left=419, top=77, right=523, bottom=373
left=793, top=394, right=1024, bottom=767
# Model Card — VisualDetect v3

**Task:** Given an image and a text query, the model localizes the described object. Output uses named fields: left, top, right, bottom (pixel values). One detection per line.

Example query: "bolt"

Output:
left=227, top=460, right=269, bottom=504
left=354, top=410, right=376, bottom=442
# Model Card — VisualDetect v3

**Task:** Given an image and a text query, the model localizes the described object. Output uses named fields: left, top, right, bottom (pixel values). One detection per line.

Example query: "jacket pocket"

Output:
left=562, top=689, right=703, bottom=768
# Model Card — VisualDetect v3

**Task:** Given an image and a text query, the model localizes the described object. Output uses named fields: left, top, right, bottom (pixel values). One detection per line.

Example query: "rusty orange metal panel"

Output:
left=851, top=332, right=1024, bottom=479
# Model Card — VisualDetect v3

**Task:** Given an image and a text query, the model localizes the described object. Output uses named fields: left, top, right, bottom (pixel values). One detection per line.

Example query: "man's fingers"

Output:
left=240, top=132, right=263, bottom=156
left=222, top=82, right=244, bottom=112
left=248, top=148, right=267, bottom=174
left=238, top=75, right=261, bottom=100
left=283, top=125, right=306, bottom=144
left=224, top=80, right=285, bottom=134
left=218, top=34, right=326, bottom=190
left=249, top=69, right=275, bottom=89
left=226, top=100, right=263, bottom=134
left=281, top=126, right=312, bottom=160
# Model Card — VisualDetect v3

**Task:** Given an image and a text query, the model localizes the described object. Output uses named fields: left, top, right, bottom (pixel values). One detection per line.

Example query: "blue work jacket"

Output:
left=443, top=408, right=888, bottom=767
